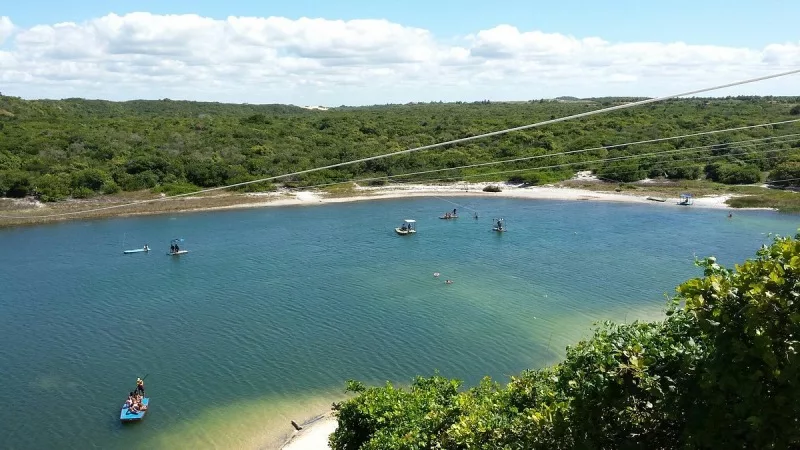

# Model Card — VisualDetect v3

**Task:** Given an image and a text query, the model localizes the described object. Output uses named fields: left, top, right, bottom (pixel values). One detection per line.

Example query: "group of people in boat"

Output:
left=125, top=378, right=148, bottom=414
left=125, top=391, right=147, bottom=414
left=169, top=242, right=181, bottom=253
left=442, top=208, right=458, bottom=219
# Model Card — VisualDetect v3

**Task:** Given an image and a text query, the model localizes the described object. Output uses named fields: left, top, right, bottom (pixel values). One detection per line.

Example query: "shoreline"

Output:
left=0, top=181, right=772, bottom=228
left=280, top=412, right=337, bottom=450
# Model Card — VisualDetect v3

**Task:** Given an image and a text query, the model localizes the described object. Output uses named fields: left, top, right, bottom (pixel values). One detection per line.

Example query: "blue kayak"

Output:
left=120, top=397, right=149, bottom=422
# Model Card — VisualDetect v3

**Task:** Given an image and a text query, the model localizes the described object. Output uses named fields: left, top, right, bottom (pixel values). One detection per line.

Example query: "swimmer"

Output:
left=445, top=280, right=453, bottom=284
left=433, top=272, right=440, bottom=277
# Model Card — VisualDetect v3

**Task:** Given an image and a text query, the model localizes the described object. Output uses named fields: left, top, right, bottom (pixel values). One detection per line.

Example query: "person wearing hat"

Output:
left=136, top=377, right=145, bottom=396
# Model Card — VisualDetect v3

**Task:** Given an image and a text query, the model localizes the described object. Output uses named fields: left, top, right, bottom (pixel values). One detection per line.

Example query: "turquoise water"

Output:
left=0, top=197, right=797, bottom=449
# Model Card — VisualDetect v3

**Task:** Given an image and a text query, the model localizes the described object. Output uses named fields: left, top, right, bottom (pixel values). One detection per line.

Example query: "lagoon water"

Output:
left=0, top=197, right=797, bottom=449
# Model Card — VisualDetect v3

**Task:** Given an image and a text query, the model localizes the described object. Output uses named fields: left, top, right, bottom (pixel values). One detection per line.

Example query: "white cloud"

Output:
left=0, top=16, right=14, bottom=45
left=1, top=13, right=799, bottom=105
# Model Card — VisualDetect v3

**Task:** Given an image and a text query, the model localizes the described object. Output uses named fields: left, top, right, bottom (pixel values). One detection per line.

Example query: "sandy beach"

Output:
left=280, top=414, right=338, bottom=450
left=0, top=179, right=761, bottom=227
left=208, top=181, right=740, bottom=215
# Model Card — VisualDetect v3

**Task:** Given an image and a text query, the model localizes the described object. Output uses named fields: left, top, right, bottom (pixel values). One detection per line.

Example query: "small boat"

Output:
left=678, top=193, right=694, bottom=206
left=123, top=245, right=150, bottom=254
left=167, top=238, right=188, bottom=256
left=395, top=219, right=417, bottom=235
left=440, top=208, right=458, bottom=219
left=646, top=197, right=667, bottom=202
left=493, top=218, right=506, bottom=232
left=120, top=397, right=149, bottom=422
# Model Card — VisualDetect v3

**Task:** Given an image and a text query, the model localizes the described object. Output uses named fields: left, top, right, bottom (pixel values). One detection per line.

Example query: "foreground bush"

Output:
left=331, top=231, right=800, bottom=449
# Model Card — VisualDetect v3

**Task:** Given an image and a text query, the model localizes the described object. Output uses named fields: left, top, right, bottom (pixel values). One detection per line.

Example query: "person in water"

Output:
left=136, top=377, right=145, bottom=396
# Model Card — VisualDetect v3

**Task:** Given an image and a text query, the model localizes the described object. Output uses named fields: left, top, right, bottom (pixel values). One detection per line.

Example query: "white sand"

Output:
left=53, top=182, right=766, bottom=223
left=344, top=182, right=741, bottom=210
left=191, top=182, right=756, bottom=216
left=281, top=416, right=337, bottom=450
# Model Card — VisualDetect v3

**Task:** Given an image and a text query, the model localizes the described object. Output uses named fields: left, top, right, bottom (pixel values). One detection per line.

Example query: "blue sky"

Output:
left=1, top=1, right=798, bottom=104
left=5, top=0, right=799, bottom=47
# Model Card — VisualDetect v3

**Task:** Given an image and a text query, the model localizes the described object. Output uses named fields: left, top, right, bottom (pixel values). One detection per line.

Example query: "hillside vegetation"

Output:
left=330, top=232, right=800, bottom=449
left=1, top=95, right=800, bottom=202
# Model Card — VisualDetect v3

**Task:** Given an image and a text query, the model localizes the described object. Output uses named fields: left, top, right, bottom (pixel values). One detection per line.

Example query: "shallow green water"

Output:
left=0, top=198, right=796, bottom=449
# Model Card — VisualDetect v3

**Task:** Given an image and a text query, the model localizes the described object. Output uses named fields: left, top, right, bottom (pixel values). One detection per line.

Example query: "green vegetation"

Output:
left=330, top=232, right=800, bottom=449
left=1, top=95, right=799, bottom=202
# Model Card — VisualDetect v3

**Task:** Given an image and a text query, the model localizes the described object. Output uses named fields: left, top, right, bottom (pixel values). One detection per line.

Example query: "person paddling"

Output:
left=136, top=377, right=145, bottom=396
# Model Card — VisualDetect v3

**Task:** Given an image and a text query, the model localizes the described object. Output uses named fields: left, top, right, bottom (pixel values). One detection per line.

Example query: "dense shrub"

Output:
left=767, top=160, right=800, bottom=187
left=705, top=162, right=762, bottom=184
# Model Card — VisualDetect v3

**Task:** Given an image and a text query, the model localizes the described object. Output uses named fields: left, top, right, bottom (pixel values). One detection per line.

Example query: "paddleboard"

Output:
left=123, top=248, right=149, bottom=254
left=167, top=250, right=189, bottom=256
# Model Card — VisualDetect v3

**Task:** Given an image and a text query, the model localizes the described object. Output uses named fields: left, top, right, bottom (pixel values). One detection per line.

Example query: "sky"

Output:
left=1, top=1, right=799, bottom=105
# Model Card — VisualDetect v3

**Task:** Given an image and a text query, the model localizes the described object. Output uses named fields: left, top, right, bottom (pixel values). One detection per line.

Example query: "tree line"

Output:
left=1, top=95, right=799, bottom=201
